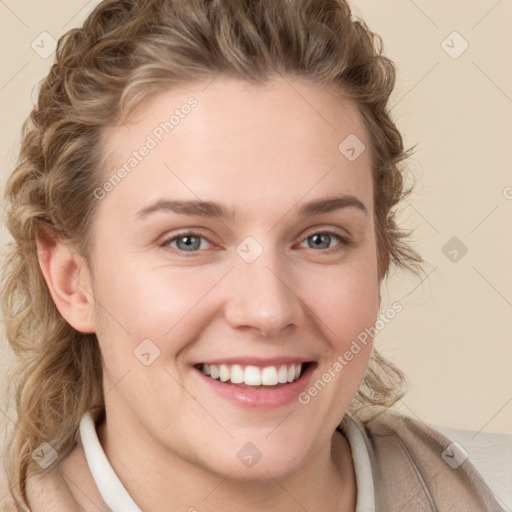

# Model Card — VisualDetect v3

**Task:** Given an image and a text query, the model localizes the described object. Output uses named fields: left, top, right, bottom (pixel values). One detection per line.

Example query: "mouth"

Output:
left=194, top=362, right=312, bottom=388
left=192, top=360, right=317, bottom=410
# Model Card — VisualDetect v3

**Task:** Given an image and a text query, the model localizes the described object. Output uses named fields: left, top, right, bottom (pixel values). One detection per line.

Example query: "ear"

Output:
left=35, top=227, right=96, bottom=334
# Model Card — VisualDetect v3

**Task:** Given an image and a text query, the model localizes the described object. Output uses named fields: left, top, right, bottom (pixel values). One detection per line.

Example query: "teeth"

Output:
left=219, top=364, right=230, bottom=382
left=210, top=364, right=220, bottom=380
left=278, top=365, right=288, bottom=384
left=230, top=364, right=244, bottom=384
left=261, top=366, right=278, bottom=386
left=200, top=363, right=304, bottom=386
left=244, top=366, right=261, bottom=386
left=287, top=365, right=295, bottom=383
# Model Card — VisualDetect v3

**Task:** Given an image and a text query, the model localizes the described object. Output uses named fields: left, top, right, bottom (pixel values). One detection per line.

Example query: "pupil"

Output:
left=310, top=233, right=329, bottom=249
left=178, top=236, right=199, bottom=251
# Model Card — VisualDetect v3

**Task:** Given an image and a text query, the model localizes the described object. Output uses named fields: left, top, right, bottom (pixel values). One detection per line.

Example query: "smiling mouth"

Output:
left=194, top=362, right=314, bottom=387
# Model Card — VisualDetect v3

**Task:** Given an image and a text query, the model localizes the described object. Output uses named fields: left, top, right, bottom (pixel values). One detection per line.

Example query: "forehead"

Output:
left=98, top=75, right=373, bottom=221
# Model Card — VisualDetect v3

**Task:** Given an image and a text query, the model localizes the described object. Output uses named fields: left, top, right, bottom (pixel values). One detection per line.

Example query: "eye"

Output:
left=297, top=230, right=350, bottom=254
left=161, top=231, right=213, bottom=253
left=160, top=228, right=351, bottom=256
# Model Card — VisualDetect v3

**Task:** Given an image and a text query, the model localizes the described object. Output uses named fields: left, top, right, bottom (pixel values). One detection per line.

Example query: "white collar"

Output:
left=79, top=412, right=142, bottom=512
left=339, top=415, right=376, bottom=512
left=79, top=411, right=375, bottom=512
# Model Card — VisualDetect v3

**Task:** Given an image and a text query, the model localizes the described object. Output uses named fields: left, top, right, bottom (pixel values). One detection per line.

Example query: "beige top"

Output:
left=0, top=408, right=509, bottom=511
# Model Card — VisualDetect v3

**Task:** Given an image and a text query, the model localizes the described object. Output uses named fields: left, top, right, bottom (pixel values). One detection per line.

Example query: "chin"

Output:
left=196, top=434, right=313, bottom=483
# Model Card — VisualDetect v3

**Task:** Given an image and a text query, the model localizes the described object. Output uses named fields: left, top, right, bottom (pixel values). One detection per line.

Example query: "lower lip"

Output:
left=194, top=364, right=316, bottom=409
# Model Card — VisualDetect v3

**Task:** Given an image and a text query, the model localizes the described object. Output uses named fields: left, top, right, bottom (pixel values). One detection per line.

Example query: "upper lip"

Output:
left=193, top=357, right=315, bottom=368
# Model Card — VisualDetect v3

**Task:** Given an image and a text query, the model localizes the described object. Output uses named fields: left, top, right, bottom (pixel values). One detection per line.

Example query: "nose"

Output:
left=223, top=245, right=303, bottom=339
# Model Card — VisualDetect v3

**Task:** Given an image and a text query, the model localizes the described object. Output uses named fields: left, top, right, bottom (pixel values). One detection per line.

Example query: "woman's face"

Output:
left=88, top=75, right=380, bottom=479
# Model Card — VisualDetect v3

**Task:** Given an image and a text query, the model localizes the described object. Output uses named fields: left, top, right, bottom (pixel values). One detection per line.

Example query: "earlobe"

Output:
left=35, top=227, right=96, bottom=334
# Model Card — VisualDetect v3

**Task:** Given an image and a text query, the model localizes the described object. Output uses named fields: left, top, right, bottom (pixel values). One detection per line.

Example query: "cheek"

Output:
left=302, top=257, right=380, bottom=347
left=91, top=257, right=222, bottom=355
left=295, top=259, right=379, bottom=423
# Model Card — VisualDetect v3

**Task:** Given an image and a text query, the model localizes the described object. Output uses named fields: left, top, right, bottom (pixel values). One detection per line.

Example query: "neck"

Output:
left=96, top=410, right=356, bottom=512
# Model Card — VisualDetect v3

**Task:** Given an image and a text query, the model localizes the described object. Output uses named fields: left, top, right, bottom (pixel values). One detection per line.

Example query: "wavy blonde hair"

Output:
left=1, top=0, right=423, bottom=508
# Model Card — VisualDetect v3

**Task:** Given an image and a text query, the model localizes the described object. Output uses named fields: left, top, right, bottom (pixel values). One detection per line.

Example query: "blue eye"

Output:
left=161, top=229, right=350, bottom=256
left=162, top=232, right=211, bottom=253
left=298, top=231, right=349, bottom=254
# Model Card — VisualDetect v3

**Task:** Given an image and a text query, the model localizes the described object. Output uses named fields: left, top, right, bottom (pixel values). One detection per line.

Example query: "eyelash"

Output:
left=160, top=228, right=351, bottom=256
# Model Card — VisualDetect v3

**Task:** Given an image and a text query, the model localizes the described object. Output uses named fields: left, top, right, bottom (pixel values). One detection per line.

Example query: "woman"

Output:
left=0, top=0, right=506, bottom=510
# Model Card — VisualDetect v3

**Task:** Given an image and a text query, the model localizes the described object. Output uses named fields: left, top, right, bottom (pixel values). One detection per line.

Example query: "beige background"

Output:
left=0, top=0, right=511, bottom=434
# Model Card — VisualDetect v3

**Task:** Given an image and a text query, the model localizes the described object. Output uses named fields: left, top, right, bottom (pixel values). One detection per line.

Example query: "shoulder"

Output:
left=1, top=421, right=110, bottom=512
left=0, top=462, right=21, bottom=512
left=0, top=449, right=85, bottom=512
left=349, top=408, right=509, bottom=511
left=433, top=423, right=512, bottom=510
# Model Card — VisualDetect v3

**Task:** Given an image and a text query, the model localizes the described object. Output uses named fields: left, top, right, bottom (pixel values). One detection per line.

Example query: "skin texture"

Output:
left=36, top=75, right=381, bottom=512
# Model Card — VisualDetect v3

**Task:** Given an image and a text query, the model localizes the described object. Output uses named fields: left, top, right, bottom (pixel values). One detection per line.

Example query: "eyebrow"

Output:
left=135, top=194, right=368, bottom=220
